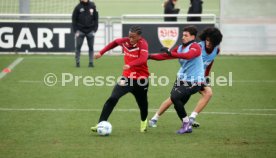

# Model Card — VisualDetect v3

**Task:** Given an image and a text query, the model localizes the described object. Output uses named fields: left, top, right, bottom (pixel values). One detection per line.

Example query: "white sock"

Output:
left=152, top=113, right=160, bottom=120
left=182, top=116, right=189, bottom=123
left=190, top=112, right=198, bottom=118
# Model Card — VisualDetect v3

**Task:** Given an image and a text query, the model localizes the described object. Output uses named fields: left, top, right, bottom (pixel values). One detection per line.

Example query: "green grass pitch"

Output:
left=0, top=55, right=275, bottom=158
left=0, top=1, right=276, bottom=157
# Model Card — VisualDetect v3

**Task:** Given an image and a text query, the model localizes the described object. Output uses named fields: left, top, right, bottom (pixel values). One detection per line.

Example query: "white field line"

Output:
left=18, top=80, right=44, bottom=83
left=0, top=108, right=275, bottom=116
left=1, top=55, right=275, bottom=60
left=232, top=80, right=276, bottom=83
left=243, top=109, right=276, bottom=111
left=18, top=80, right=62, bottom=83
left=0, top=57, right=24, bottom=79
left=217, top=57, right=276, bottom=60
left=17, top=80, right=276, bottom=84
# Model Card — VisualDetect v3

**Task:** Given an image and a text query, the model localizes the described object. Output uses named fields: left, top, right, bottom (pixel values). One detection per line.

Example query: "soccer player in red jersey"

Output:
left=148, top=27, right=223, bottom=128
left=148, top=26, right=205, bottom=134
left=91, top=26, right=150, bottom=133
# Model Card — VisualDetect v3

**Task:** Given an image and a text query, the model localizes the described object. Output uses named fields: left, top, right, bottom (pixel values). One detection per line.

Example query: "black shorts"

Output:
left=170, top=80, right=204, bottom=99
left=114, top=77, right=149, bottom=99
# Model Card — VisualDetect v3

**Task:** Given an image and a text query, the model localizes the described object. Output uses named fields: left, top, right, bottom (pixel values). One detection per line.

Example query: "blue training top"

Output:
left=176, top=42, right=204, bottom=83
left=199, top=41, right=219, bottom=71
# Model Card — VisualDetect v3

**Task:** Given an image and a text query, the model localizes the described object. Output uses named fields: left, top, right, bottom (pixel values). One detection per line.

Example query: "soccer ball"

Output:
left=97, top=121, right=112, bottom=136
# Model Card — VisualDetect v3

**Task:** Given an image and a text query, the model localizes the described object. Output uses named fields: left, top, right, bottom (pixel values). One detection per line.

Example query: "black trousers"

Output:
left=170, top=80, right=203, bottom=120
left=98, top=78, right=149, bottom=122
left=187, top=0, right=203, bottom=21
left=75, top=30, right=95, bottom=63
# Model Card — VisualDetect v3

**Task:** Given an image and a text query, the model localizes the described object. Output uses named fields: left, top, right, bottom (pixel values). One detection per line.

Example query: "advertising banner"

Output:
left=123, top=24, right=214, bottom=53
left=0, top=22, right=74, bottom=52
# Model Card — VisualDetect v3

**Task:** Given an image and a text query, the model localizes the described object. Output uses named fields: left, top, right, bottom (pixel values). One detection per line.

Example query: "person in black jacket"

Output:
left=163, top=0, right=180, bottom=22
left=72, top=0, right=98, bottom=67
left=187, top=0, right=203, bottom=21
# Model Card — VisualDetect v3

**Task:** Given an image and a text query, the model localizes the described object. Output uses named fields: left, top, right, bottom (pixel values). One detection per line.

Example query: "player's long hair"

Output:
left=199, top=27, right=223, bottom=47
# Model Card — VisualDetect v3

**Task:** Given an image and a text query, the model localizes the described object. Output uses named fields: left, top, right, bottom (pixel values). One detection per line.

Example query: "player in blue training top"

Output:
left=148, top=26, right=205, bottom=134
left=148, top=27, right=223, bottom=129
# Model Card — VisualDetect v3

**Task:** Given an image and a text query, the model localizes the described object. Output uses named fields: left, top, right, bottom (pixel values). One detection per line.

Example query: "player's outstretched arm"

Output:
left=160, top=47, right=172, bottom=56
left=148, top=46, right=178, bottom=60
left=149, top=53, right=172, bottom=60
left=94, top=53, right=102, bottom=59
left=96, top=38, right=123, bottom=59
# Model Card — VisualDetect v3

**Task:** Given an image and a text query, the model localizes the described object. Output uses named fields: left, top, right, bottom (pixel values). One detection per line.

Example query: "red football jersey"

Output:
left=99, top=37, right=149, bottom=79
